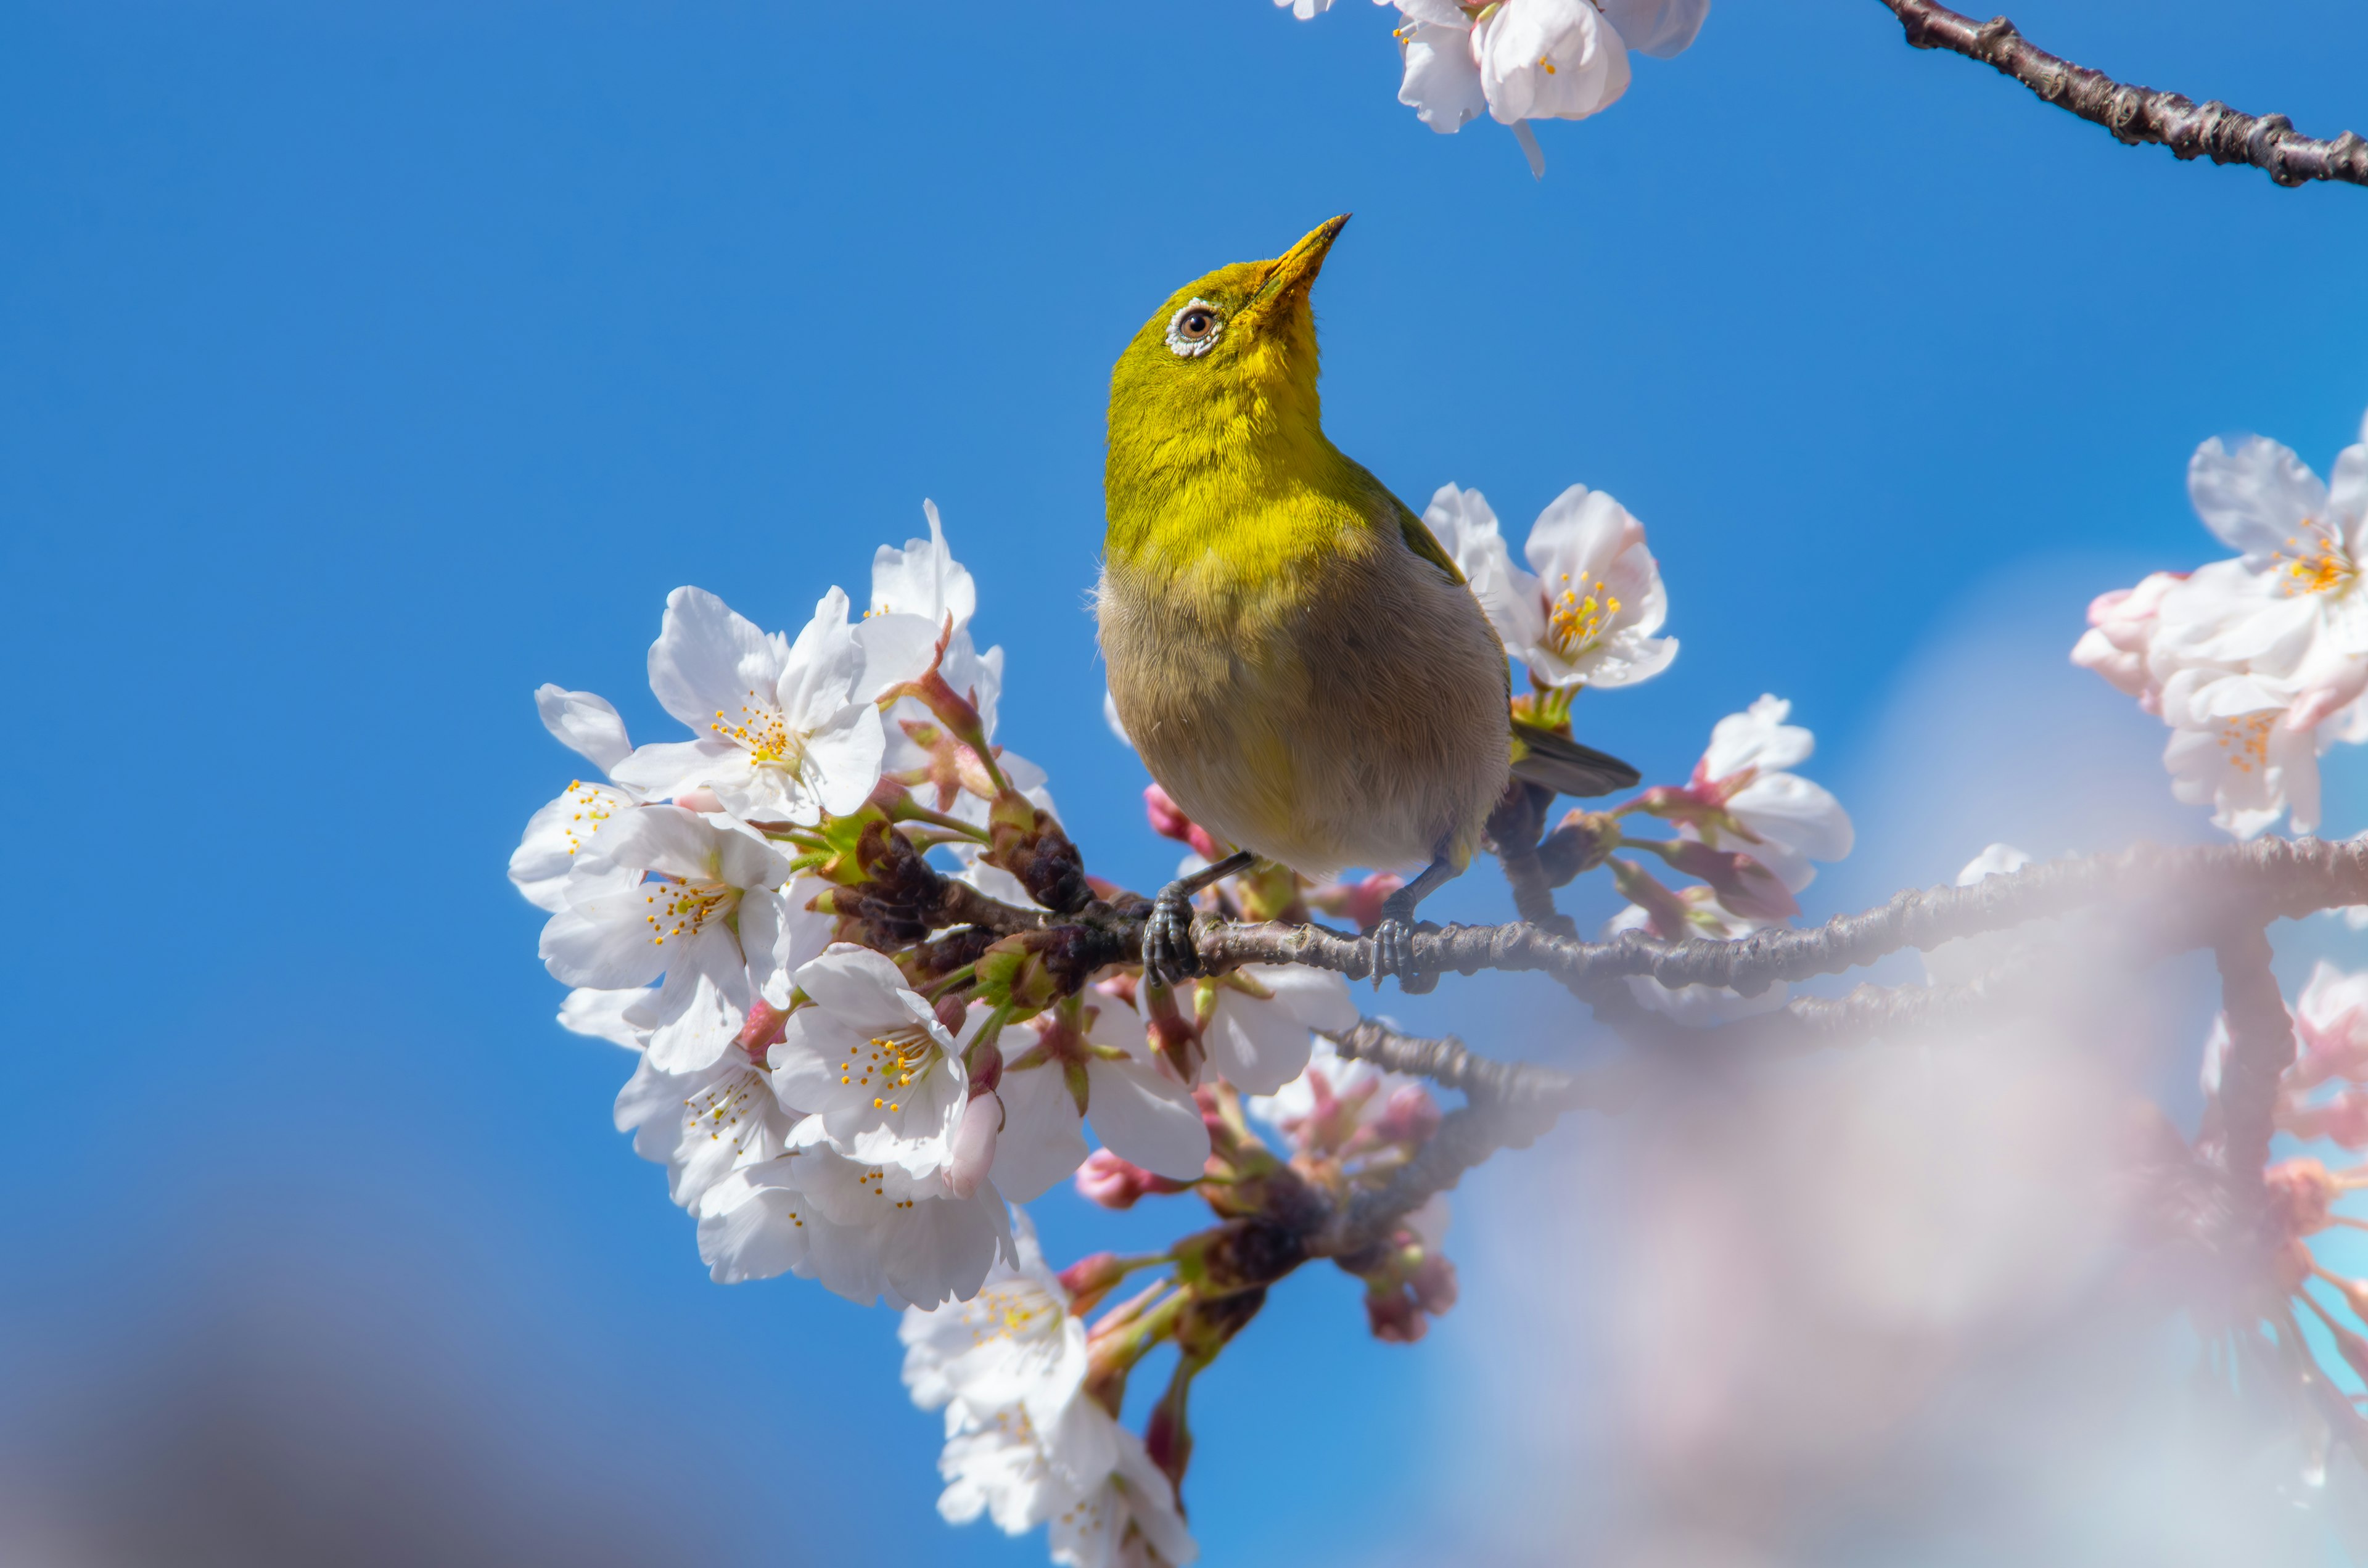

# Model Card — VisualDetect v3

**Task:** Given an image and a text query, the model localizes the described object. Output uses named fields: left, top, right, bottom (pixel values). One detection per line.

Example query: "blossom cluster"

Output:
left=511, top=484, right=1861, bottom=1557
left=1276, top=0, right=1710, bottom=175
left=2074, top=409, right=2368, bottom=838
left=2189, top=959, right=2368, bottom=1458
left=1420, top=480, right=1853, bottom=1021
left=512, top=504, right=1512, bottom=1564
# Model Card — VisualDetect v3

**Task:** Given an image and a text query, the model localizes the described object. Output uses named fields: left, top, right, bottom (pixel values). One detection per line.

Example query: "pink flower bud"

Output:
left=733, top=999, right=789, bottom=1057
left=673, top=786, right=725, bottom=813
left=1056, top=1252, right=1130, bottom=1314
left=945, top=1088, right=1001, bottom=1200
left=1371, top=1084, right=1443, bottom=1145
left=1660, top=840, right=1799, bottom=921
left=2266, top=1157, right=2338, bottom=1238
left=934, top=994, right=971, bottom=1036
left=1074, top=1148, right=1190, bottom=1210
left=1409, top=1253, right=1459, bottom=1315
left=1310, top=871, right=1405, bottom=934
left=1143, top=784, right=1222, bottom=861
left=1364, top=1288, right=1425, bottom=1344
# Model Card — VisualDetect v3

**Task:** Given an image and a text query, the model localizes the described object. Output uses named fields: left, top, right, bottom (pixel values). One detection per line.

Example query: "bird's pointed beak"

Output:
left=1253, top=214, right=1350, bottom=310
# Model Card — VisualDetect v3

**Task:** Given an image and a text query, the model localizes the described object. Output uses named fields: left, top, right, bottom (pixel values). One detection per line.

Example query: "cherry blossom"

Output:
left=2160, top=667, right=2322, bottom=838
left=1247, top=1033, right=1439, bottom=1158
left=699, top=1131, right=1015, bottom=1307
left=1196, top=964, right=1360, bottom=1096
left=511, top=686, right=661, bottom=914
left=1423, top=482, right=1675, bottom=691
left=535, top=805, right=795, bottom=1072
left=769, top=943, right=974, bottom=1180
left=2070, top=572, right=2188, bottom=714
left=1661, top=696, right=1852, bottom=893
left=993, top=990, right=1211, bottom=1202
left=609, top=586, right=893, bottom=823
left=616, top=1041, right=797, bottom=1210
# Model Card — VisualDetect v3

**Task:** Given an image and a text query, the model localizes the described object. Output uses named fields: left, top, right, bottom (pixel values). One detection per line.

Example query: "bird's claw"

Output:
left=1141, top=883, right=1202, bottom=987
left=1368, top=907, right=1437, bottom=991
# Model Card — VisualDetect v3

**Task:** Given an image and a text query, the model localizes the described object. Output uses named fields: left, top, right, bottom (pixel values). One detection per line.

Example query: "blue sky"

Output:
left=4, top=1, right=2367, bottom=1562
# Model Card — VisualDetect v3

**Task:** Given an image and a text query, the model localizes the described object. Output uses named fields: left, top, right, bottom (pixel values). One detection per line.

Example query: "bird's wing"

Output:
left=1392, top=494, right=1466, bottom=586
left=1510, top=721, right=1640, bottom=797
left=1350, top=466, right=1464, bottom=587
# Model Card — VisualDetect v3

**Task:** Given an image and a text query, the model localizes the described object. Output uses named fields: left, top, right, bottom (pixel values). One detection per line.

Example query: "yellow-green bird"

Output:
left=1098, top=215, right=1638, bottom=983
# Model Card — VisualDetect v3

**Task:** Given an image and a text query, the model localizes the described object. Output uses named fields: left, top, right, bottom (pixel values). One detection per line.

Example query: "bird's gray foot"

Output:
left=1138, top=848, right=1257, bottom=988
left=1368, top=890, right=1439, bottom=991
left=1142, top=881, right=1202, bottom=987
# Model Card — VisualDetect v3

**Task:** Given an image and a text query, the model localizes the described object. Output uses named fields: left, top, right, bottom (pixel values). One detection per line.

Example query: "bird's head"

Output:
left=1105, top=216, right=1350, bottom=535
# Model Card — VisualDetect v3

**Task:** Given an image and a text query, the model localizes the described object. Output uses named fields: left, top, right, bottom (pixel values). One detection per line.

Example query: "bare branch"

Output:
left=1880, top=0, right=2368, bottom=189
left=1323, top=1018, right=1613, bottom=1107
left=1181, top=838, right=2368, bottom=996
left=2213, top=923, right=2297, bottom=1188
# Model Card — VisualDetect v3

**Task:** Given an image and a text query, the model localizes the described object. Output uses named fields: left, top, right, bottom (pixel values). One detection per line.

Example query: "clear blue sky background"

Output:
left=4, top=2, right=2367, bottom=1562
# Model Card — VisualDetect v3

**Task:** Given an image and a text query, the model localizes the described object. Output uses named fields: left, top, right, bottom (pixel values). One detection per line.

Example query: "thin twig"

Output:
left=1880, top=0, right=2368, bottom=189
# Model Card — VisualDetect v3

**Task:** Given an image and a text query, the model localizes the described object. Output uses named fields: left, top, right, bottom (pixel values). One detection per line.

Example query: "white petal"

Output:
left=606, top=737, right=728, bottom=801
left=857, top=612, right=945, bottom=704
left=534, top=686, right=635, bottom=775
left=1085, top=1058, right=1210, bottom=1182
left=556, top=987, right=651, bottom=1049
left=1397, top=23, right=1487, bottom=134
left=2189, top=435, right=2329, bottom=558
left=1597, top=0, right=1709, bottom=57
left=799, top=701, right=889, bottom=820
left=991, top=1063, right=1092, bottom=1202
left=870, top=499, right=978, bottom=631
left=642, top=963, right=747, bottom=1074
left=775, top=586, right=867, bottom=726
left=647, top=586, right=787, bottom=734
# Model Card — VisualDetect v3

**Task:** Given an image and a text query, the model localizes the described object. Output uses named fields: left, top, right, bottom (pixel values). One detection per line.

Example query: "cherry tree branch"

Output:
left=1177, top=838, right=2368, bottom=996
left=1880, top=0, right=2368, bottom=189
left=2213, top=923, right=2298, bottom=1188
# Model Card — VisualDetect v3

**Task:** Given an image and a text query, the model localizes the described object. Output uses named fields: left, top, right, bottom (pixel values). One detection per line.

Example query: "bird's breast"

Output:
left=1096, top=528, right=1510, bottom=878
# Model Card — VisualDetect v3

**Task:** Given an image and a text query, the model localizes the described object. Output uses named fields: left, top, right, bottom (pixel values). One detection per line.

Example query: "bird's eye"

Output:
left=1165, top=299, right=1222, bottom=358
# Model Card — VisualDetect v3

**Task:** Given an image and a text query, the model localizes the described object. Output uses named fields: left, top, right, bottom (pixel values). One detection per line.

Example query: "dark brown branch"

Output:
left=1881, top=0, right=2368, bottom=189
left=2213, top=923, right=2296, bottom=1188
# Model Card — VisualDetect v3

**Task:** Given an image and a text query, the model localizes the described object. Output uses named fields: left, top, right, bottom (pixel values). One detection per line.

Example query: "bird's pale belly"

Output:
left=1097, top=546, right=1511, bottom=880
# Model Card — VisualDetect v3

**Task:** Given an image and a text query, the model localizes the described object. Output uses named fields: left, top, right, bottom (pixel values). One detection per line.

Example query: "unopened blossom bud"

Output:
left=2279, top=1090, right=2368, bottom=1149
left=1075, top=1148, right=1191, bottom=1210
left=1660, top=839, right=1800, bottom=921
left=1610, top=858, right=1692, bottom=942
left=974, top=927, right=1101, bottom=1011
left=1309, top=870, right=1404, bottom=934
left=1057, top=1252, right=1132, bottom=1315
left=673, top=786, right=725, bottom=813
left=1144, top=784, right=1223, bottom=861
left=1371, top=1084, right=1444, bottom=1145
left=945, top=1086, right=1002, bottom=1200
left=733, top=999, right=790, bottom=1056
left=1409, top=1252, right=1459, bottom=1316
left=2266, top=1158, right=2340, bottom=1237
left=1365, top=1287, right=1424, bottom=1345
left=1536, top=810, right=1618, bottom=887
left=932, top=994, right=970, bottom=1035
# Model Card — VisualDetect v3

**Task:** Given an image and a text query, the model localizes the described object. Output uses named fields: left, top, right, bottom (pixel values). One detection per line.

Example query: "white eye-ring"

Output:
left=1166, top=299, right=1222, bottom=357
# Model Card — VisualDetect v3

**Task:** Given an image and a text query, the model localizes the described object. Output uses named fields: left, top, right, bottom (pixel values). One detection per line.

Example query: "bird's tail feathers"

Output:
left=1509, top=721, right=1640, bottom=798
